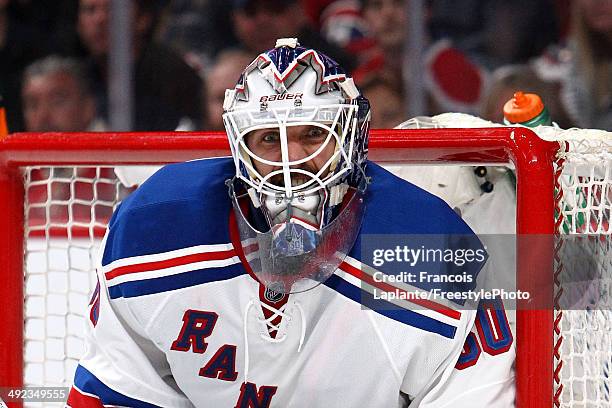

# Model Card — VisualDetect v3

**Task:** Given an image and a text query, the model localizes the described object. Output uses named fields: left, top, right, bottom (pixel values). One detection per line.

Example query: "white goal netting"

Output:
left=552, top=135, right=612, bottom=407
left=23, top=167, right=131, bottom=407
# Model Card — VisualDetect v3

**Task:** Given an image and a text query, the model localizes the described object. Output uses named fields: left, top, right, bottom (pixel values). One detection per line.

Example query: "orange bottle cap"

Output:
left=503, top=91, right=545, bottom=123
left=0, top=107, right=7, bottom=138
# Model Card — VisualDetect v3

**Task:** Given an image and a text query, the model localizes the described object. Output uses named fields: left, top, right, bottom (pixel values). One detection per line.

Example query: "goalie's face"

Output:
left=225, top=102, right=358, bottom=200
left=245, top=124, right=336, bottom=187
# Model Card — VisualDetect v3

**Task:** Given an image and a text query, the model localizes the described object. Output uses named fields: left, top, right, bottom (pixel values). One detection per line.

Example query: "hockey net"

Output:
left=400, top=114, right=612, bottom=407
left=549, top=131, right=612, bottom=407
left=21, top=167, right=131, bottom=396
left=0, top=122, right=609, bottom=407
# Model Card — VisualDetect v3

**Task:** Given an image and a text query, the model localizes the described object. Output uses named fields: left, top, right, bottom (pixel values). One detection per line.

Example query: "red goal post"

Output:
left=0, top=128, right=558, bottom=407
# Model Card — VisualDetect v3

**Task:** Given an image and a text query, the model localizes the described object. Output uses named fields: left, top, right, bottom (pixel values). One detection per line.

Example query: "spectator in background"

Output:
left=428, top=0, right=559, bottom=69
left=483, top=0, right=612, bottom=130
left=156, top=0, right=237, bottom=68
left=76, top=0, right=202, bottom=131
left=559, top=0, right=612, bottom=129
left=204, top=49, right=254, bottom=131
left=302, top=0, right=369, bottom=51
left=230, top=0, right=356, bottom=72
left=359, top=0, right=488, bottom=115
left=21, top=55, right=116, bottom=225
left=359, top=76, right=405, bottom=128
left=360, top=0, right=406, bottom=83
left=21, top=55, right=104, bottom=132
left=0, top=0, right=49, bottom=132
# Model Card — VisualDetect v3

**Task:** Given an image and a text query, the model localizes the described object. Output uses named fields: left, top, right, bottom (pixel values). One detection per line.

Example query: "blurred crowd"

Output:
left=2, top=0, right=612, bottom=133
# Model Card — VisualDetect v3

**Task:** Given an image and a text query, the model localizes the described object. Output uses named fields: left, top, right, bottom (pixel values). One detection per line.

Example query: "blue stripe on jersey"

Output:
left=102, top=158, right=236, bottom=266
left=108, top=263, right=245, bottom=299
left=73, top=365, right=162, bottom=407
left=324, top=274, right=457, bottom=339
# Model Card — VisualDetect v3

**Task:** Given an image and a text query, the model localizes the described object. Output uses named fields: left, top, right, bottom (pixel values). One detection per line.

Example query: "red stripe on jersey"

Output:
left=228, top=209, right=262, bottom=284
left=105, top=249, right=236, bottom=280
left=339, top=261, right=462, bottom=320
left=66, top=387, right=104, bottom=408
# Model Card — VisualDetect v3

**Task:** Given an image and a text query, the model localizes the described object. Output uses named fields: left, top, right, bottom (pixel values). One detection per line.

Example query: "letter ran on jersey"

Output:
left=234, top=382, right=278, bottom=408
left=199, top=344, right=239, bottom=382
left=171, top=310, right=219, bottom=354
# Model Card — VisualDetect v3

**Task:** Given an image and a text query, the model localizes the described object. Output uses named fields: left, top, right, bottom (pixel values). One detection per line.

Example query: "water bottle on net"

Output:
left=0, top=94, right=8, bottom=138
left=503, top=91, right=552, bottom=127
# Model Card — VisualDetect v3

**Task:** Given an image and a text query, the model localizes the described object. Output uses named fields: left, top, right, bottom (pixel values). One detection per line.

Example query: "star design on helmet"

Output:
left=235, top=46, right=347, bottom=98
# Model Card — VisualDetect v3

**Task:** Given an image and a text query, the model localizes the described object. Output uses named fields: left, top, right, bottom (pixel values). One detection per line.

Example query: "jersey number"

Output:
left=455, top=298, right=513, bottom=370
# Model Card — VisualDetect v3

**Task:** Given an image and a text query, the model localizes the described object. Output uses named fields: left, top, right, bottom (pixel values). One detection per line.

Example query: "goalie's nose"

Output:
left=286, top=138, right=313, bottom=163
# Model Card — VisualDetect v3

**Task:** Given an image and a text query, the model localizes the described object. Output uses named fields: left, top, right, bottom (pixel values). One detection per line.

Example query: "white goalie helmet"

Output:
left=223, top=38, right=371, bottom=294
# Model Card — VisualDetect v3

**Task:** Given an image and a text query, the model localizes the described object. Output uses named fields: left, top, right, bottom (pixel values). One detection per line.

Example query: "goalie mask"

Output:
left=223, top=38, right=371, bottom=294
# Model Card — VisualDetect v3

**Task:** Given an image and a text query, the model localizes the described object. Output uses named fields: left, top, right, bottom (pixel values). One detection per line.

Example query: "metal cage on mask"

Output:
left=223, top=39, right=370, bottom=294
left=224, top=104, right=359, bottom=199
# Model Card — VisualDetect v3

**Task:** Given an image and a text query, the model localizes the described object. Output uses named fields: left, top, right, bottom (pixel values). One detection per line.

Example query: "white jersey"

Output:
left=67, top=158, right=513, bottom=408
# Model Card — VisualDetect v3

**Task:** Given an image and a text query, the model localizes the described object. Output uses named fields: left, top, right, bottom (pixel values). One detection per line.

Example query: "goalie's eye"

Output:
left=261, top=131, right=280, bottom=144
left=247, top=129, right=280, bottom=147
left=304, top=127, right=325, bottom=142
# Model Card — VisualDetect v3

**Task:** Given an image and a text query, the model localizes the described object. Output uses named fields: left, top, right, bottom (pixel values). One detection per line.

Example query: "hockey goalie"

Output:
left=67, top=39, right=514, bottom=407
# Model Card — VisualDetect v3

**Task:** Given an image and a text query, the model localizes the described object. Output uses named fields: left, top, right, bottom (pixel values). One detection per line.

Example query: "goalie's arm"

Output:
left=67, top=233, right=193, bottom=408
